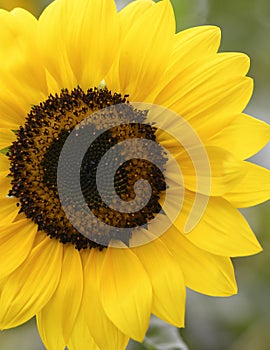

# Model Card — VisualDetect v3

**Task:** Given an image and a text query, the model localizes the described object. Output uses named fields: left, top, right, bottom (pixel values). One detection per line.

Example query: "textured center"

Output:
left=9, top=87, right=167, bottom=250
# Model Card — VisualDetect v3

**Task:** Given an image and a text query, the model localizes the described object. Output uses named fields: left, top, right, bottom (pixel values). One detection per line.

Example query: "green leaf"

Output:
left=127, top=316, right=189, bottom=350
left=0, top=147, right=9, bottom=156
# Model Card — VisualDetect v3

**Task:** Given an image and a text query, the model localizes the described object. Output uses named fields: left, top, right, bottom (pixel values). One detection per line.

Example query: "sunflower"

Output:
left=0, top=0, right=269, bottom=349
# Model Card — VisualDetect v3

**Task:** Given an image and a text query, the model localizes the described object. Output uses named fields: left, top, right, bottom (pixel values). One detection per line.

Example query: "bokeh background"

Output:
left=0, top=0, right=269, bottom=349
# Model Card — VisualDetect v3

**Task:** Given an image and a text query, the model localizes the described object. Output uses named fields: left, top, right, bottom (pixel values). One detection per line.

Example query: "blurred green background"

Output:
left=0, top=0, right=269, bottom=349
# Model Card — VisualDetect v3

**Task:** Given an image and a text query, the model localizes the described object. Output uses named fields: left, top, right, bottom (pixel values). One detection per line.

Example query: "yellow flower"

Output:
left=0, top=0, right=269, bottom=349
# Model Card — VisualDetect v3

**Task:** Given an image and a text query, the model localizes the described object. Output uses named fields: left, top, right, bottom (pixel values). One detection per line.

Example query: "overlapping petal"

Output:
left=68, top=310, right=100, bottom=350
left=173, top=192, right=262, bottom=257
left=106, top=0, right=175, bottom=101
left=0, top=8, right=48, bottom=128
left=224, top=162, right=270, bottom=207
left=0, top=153, right=10, bottom=175
left=0, top=198, right=19, bottom=225
left=168, top=25, right=221, bottom=72
left=161, top=225, right=237, bottom=296
left=101, top=243, right=152, bottom=341
left=83, top=249, right=129, bottom=350
left=38, top=0, right=119, bottom=91
left=0, top=219, right=37, bottom=280
left=37, top=245, right=83, bottom=350
left=208, top=113, right=270, bottom=160
left=175, top=146, right=246, bottom=196
left=0, top=176, right=11, bottom=198
left=155, top=52, right=250, bottom=109
left=156, top=75, right=253, bottom=139
left=0, top=128, right=16, bottom=149
left=119, top=0, right=155, bottom=38
left=133, top=237, right=186, bottom=327
left=0, top=235, right=63, bottom=329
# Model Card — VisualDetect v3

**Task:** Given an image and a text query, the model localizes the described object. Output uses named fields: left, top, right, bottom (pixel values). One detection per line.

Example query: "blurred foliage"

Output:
left=0, top=319, right=44, bottom=350
left=207, top=0, right=270, bottom=95
left=0, top=0, right=270, bottom=349
left=127, top=316, right=188, bottom=350
left=0, top=0, right=51, bottom=16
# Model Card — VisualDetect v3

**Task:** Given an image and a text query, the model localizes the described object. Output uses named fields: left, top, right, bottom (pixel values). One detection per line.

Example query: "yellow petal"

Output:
left=0, top=8, right=47, bottom=92
left=0, top=197, right=19, bottom=225
left=37, top=245, right=83, bottom=350
left=161, top=225, right=237, bottom=296
left=208, top=113, right=270, bottom=160
left=68, top=310, right=100, bottom=350
left=45, top=69, right=61, bottom=96
left=176, top=146, right=246, bottom=196
left=224, top=162, right=270, bottom=207
left=0, top=219, right=37, bottom=280
left=0, top=89, right=28, bottom=129
left=0, top=176, right=11, bottom=198
left=106, top=0, right=175, bottom=101
left=159, top=76, right=253, bottom=140
left=101, top=243, right=152, bottom=342
left=0, top=155, right=12, bottom=199
left=155, top=52, right=249, bottom=109
left=0, top=129, right=16, bottom=150
left=83, top=249, right=129, bottom=350
left=0, top=8, right=46, bottom=80
left=64, top=0, right=120, bottom=90
left=0, top=235, right=63, bottom=329
left=168, top=26, right=221, bottom=72
left=0, top=9, right=48, bottom=128
left=38, top=0, right=119, bottom=91
left=174, top=193, right=262, bottom=257
left=119, top=0, right=154, bottom=38
left=133, top=237, right=186, bottom=327
left=0, top=73, right=46, bottom=121
left=0, top=153, right=10, bottom=175
left=37, top=0, right=77, bottom=90
left=148, top=25, right=221, bottom=102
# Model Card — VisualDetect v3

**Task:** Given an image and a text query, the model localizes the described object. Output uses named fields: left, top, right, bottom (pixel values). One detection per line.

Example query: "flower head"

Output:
left=0, top=0, right=270, bottom=349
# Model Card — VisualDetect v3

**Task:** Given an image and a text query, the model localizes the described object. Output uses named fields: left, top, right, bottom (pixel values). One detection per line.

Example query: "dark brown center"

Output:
left=8, top=87, right=167, bottom=250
